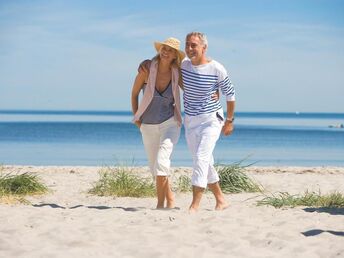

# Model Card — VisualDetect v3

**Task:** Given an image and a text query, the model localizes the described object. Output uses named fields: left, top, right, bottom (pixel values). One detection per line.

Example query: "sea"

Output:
left=0, top=110, right=343, bottom=167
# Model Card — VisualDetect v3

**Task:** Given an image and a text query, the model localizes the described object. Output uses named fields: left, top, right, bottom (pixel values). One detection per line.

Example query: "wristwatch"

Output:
left=226, top=117, right=235, bottom=123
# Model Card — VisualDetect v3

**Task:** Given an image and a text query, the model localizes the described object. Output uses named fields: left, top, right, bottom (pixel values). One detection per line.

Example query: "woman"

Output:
left=131, top=37, right=185, bottom=209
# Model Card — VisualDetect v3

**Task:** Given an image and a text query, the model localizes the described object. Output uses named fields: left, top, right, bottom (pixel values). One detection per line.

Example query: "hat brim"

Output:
left=154, top=42, right=185, bottom=61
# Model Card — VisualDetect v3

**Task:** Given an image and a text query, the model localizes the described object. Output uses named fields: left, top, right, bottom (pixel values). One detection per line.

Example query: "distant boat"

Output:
left=328, top=123, right=344, bottom=128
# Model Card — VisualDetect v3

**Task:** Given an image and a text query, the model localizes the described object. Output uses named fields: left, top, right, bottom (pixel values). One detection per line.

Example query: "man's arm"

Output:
left=222, top=100, right=235, bottom=136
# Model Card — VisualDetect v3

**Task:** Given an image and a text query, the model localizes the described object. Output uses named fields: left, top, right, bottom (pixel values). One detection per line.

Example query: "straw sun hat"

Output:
left=154, top=37, right=185, bottom=61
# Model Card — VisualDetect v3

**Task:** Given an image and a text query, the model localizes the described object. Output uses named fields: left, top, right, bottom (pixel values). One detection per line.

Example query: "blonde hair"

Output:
left=153, top=46, right=182, bottom=68
left=151, top=47, right=183, bottom=89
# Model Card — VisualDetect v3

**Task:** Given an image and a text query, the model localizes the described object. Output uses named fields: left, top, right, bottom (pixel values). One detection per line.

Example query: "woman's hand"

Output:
left=212, top=90, right=220, bottom=101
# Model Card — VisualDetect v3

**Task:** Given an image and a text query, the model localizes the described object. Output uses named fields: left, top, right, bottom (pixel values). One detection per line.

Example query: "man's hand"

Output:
left=134, top=121, right=142, bottom=128
left=222, top=121, right=234, bottom=136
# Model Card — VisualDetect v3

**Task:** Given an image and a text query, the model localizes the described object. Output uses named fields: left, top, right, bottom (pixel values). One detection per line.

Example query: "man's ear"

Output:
left=202, top=45, right=207, bottom=53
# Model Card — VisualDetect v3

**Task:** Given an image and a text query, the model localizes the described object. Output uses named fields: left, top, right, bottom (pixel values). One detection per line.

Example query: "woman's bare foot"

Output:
left=166, top=199, right=175, bottom=209
left=156, top=205, right=165, bottom=210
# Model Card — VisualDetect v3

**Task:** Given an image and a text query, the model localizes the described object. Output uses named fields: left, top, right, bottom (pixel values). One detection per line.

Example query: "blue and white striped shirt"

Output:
left=181, top=60, right=235, bottom=116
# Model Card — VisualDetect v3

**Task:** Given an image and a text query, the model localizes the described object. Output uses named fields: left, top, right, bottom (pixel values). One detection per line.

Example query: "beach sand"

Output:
left=1, top=165, right=343, bottom=258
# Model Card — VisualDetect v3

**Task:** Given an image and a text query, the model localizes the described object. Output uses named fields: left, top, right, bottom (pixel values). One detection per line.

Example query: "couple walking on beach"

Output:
left=131, top=32, right=236, bottom=212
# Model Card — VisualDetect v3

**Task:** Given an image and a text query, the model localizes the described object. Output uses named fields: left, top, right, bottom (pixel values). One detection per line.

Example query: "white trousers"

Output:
left=140, top=117, right=180, bottom=177
left=184, top=110, right=224, bottom=188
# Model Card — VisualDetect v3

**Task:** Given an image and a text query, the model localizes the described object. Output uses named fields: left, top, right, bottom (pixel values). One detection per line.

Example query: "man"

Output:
left=181, top=32, right=235, bottom=212
left=139, top=32, right=235, bottom=212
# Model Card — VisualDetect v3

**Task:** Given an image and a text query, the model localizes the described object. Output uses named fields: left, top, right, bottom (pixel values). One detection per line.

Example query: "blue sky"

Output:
left=0, top=0, right=343, bottom=112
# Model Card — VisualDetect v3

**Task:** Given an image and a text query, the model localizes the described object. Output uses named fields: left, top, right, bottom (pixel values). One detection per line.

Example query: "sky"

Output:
left=0, top=0, right=343, bottom=113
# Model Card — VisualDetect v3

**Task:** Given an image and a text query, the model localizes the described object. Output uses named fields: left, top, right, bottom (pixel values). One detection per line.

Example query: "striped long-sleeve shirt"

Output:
left=181, top=59, right=235, bottom=116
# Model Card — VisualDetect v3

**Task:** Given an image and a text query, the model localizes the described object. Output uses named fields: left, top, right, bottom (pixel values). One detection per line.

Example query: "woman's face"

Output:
left=159, top=45, right=177, bottom=63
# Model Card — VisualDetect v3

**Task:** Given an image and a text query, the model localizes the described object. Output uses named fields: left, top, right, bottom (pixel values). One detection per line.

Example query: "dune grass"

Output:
left=257, top=191, right=344, bottom=208
left=0, top=170, right=48, bottom=204
left=174, top=162, right=262, bottom=193
left=175, top=175, right=192, bottom=193
left=89, top=166, right=155, bottom=197
left=0, top=172, right=48, bottom=195
left=216, top=162, right=263, bottom=193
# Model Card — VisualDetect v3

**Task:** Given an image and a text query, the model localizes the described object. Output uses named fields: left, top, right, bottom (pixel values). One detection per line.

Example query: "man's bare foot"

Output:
left=215, top=201, right=229, bottom=211
left=156, top=204, right=164, bottom=210
left=188, top=205, right=199, bottom=213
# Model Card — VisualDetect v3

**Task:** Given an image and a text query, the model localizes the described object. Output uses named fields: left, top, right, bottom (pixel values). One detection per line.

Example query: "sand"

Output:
left=0, top=165, right=343, bottom=258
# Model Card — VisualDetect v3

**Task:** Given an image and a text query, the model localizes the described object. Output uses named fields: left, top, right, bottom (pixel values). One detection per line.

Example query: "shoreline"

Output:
left=1, top=165, right=344, bottom=257
left=2, top=164, right=344, bottom=173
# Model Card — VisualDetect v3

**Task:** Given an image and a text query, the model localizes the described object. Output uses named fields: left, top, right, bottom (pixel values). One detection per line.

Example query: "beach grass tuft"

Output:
left=89, top=166, right=155, bottom=197
left=173, top=162, right=262, bottom=193
left=216, top=162, right=263, bottom=193
left=0, top=169, right=48, bottom=204
left=0, top=172, right=48, bottom=196
left=257, top=191, right=344, bottom=208
left=175, top=175, right=192, bottom=192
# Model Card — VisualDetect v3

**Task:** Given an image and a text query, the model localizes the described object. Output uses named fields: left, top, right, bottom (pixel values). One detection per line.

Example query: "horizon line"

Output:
left=1, top=109, right=344, bottom=117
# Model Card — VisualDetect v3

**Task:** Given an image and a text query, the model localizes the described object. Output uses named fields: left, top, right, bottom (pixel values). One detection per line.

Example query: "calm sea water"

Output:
left=0, top=110, right=343, bottom=167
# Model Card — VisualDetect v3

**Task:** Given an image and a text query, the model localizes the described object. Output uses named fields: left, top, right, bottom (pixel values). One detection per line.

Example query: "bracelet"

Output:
left=226, top=117, right=235, bottom=123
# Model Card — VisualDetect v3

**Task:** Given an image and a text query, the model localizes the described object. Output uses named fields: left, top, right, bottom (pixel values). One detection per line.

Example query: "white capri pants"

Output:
left=184, top=110, right=224, bottom=188
left=140, top=117, right=180, bottom=177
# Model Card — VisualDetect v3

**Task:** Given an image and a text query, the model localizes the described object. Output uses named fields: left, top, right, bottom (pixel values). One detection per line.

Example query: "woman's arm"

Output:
left=131, top=71, right=147, bottom=127
left=178, top=68, right=184, bottom=90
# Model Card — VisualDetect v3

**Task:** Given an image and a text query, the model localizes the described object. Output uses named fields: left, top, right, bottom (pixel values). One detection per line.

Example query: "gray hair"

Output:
left=186, top=32, right=208, bottom=47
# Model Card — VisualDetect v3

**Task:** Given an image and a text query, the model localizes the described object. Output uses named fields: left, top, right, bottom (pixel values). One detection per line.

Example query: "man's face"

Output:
left=185, top=35, right=205, bottom=64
